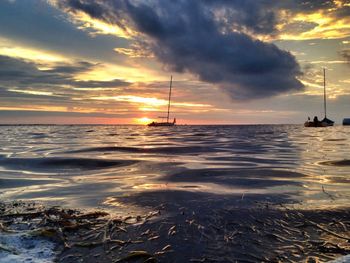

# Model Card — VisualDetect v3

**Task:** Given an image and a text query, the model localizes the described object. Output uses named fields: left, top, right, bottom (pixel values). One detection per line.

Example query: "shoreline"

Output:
left=1, top=200, right=350, bottom=263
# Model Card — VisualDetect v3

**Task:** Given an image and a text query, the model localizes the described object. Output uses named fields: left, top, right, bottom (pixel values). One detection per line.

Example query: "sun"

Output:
left=135, top=117, right=152, bottom=125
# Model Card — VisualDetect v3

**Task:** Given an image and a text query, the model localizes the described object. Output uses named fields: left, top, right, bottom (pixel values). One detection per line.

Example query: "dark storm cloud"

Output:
left=56, top=0, right=305, bottom=100
left=333, top=5, right=350, bottom=21
left=0, top=86, right=67, bottom=101
left=73, top=79, right=130, bottom=88
left=65, top=0, right=105, bottom=18
left=0, top=55, right=130, bottom=89
left=0, top=55, right=88, bottom=85
left=202, top=0, right=278, bottom=35
left=276, top=0, right=335, bottom=13
left=43, top=61, right=95, bottom=75
left=0, top=110, right=135, bottom=119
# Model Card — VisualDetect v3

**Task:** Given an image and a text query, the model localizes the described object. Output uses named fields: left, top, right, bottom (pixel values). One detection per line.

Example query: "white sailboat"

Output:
left=148, top=76, right=176, bottom=127
left=304, top=68, right=334, bottom=127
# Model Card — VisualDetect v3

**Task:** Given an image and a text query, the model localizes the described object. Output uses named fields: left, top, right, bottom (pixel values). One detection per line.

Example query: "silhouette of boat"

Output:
left=343, top=118, right=350, bottom=126
left=148, top=76, right=176, bottom=127
left=304, top=68, right=334, bottom=127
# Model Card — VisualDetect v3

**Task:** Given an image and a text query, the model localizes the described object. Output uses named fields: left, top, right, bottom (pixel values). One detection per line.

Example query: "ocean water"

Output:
left=0, top=124, right=350, bottom=212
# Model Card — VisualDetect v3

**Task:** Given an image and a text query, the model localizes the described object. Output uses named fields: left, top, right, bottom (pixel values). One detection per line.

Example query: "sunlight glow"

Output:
left=72, top=11, right=135, bottom=39
left=0, top=105, right=68, bottom=112
left=0, top=45, right=68, bottom=63
left=278, top=15, right=350, bottom=40
left=139, top=107, right=156, bottom=111
left=90, top=95, right=213, bottom=109
left=74, top=63, right=159, bottom=82
left=8, top=89, right=56, bottom=96
left=134, top=117, right=152, bottom=124
left=92, top=95, right=167, bottom=106
left=114, top=47, right=154, bottom=58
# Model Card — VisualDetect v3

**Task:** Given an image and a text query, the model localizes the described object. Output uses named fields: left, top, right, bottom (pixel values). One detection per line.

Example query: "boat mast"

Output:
left=323, top=68, right=327, bottom=118
left=166, top=75, right=173, bottom=123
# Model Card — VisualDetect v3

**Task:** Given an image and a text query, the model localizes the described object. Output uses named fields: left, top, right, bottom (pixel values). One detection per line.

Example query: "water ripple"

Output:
left=0, top=156, right=136, bottom=172
left=0, top=124, right=349, bottom=210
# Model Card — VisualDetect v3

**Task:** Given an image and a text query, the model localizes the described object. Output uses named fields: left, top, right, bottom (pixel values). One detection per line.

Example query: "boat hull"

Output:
left=148, top=122, right=175, bottom=127
left=304, top=121, right=330, bottom=127
left=343, top=118, right=350, bottom=126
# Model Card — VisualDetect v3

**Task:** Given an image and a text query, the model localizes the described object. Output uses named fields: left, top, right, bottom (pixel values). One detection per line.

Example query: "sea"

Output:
left=1, top=124, right=350, bottom=262
left=0, top=124, right=350, bottom=211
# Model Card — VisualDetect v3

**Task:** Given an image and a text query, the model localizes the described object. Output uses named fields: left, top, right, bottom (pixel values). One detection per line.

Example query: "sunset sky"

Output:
left=0, top=0, right=350, bottom=124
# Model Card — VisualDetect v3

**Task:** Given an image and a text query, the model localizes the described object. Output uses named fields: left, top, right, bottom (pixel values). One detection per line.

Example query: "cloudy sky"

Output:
left=0, top=0, right=349, bottom=124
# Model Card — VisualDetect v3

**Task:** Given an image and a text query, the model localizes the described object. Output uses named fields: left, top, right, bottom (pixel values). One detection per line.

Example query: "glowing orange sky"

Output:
left=0, top=0, right=349, bottom=124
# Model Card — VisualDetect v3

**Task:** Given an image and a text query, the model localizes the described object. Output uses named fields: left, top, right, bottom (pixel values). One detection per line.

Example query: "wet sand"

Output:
left=1, top=194, right=350, bottom=263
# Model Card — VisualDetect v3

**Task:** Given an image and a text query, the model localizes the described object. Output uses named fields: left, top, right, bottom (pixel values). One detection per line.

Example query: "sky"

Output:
left=0, top=0, right=349, bottom=125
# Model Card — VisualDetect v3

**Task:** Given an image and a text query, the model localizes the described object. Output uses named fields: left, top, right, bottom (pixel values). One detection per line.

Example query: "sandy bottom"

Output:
left=1, top=196, right=350, bottom=263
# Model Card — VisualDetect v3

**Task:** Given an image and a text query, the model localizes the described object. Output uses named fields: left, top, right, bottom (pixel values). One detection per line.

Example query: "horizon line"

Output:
left=0, top=123, right=306, bottom=126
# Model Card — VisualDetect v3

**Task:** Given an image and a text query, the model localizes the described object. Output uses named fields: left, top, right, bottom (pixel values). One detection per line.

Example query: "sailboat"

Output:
left=148, top=76, right=176, bottom=127
left=304, top=68, right=334, bottom=127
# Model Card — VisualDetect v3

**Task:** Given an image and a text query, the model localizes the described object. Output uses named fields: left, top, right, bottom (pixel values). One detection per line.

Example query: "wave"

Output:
left=319, top=159, right=350, bottom=166
left=68, top=145, right=209, bottom=155
left=0, top=157, right=136, bottom=171
left=27, top=132, right=48, bottom=139
left=0, top=178, right=55, bottom=189
left=160, top=168, right=305, bottom=188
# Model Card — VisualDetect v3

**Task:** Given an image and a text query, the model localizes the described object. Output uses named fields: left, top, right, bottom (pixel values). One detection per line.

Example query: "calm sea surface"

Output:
left=0, top=125, right=350, bottom=212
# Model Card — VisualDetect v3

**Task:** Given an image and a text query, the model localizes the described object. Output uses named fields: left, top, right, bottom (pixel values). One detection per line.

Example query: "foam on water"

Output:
left=0, top=231, right=56, bottom=263
left=329, top=255, right=350, bottom=263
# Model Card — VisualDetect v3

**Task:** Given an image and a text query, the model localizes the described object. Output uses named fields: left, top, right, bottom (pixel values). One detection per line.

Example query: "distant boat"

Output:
left=343, top=118, right=350, bottom=126
left=304, top=68, right=334, bottom=127
left=148, top=76, right=176, bottom=127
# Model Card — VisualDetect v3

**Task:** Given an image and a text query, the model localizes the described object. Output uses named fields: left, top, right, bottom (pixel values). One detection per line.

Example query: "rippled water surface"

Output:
left=0, top=125, right=350, bottom=211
